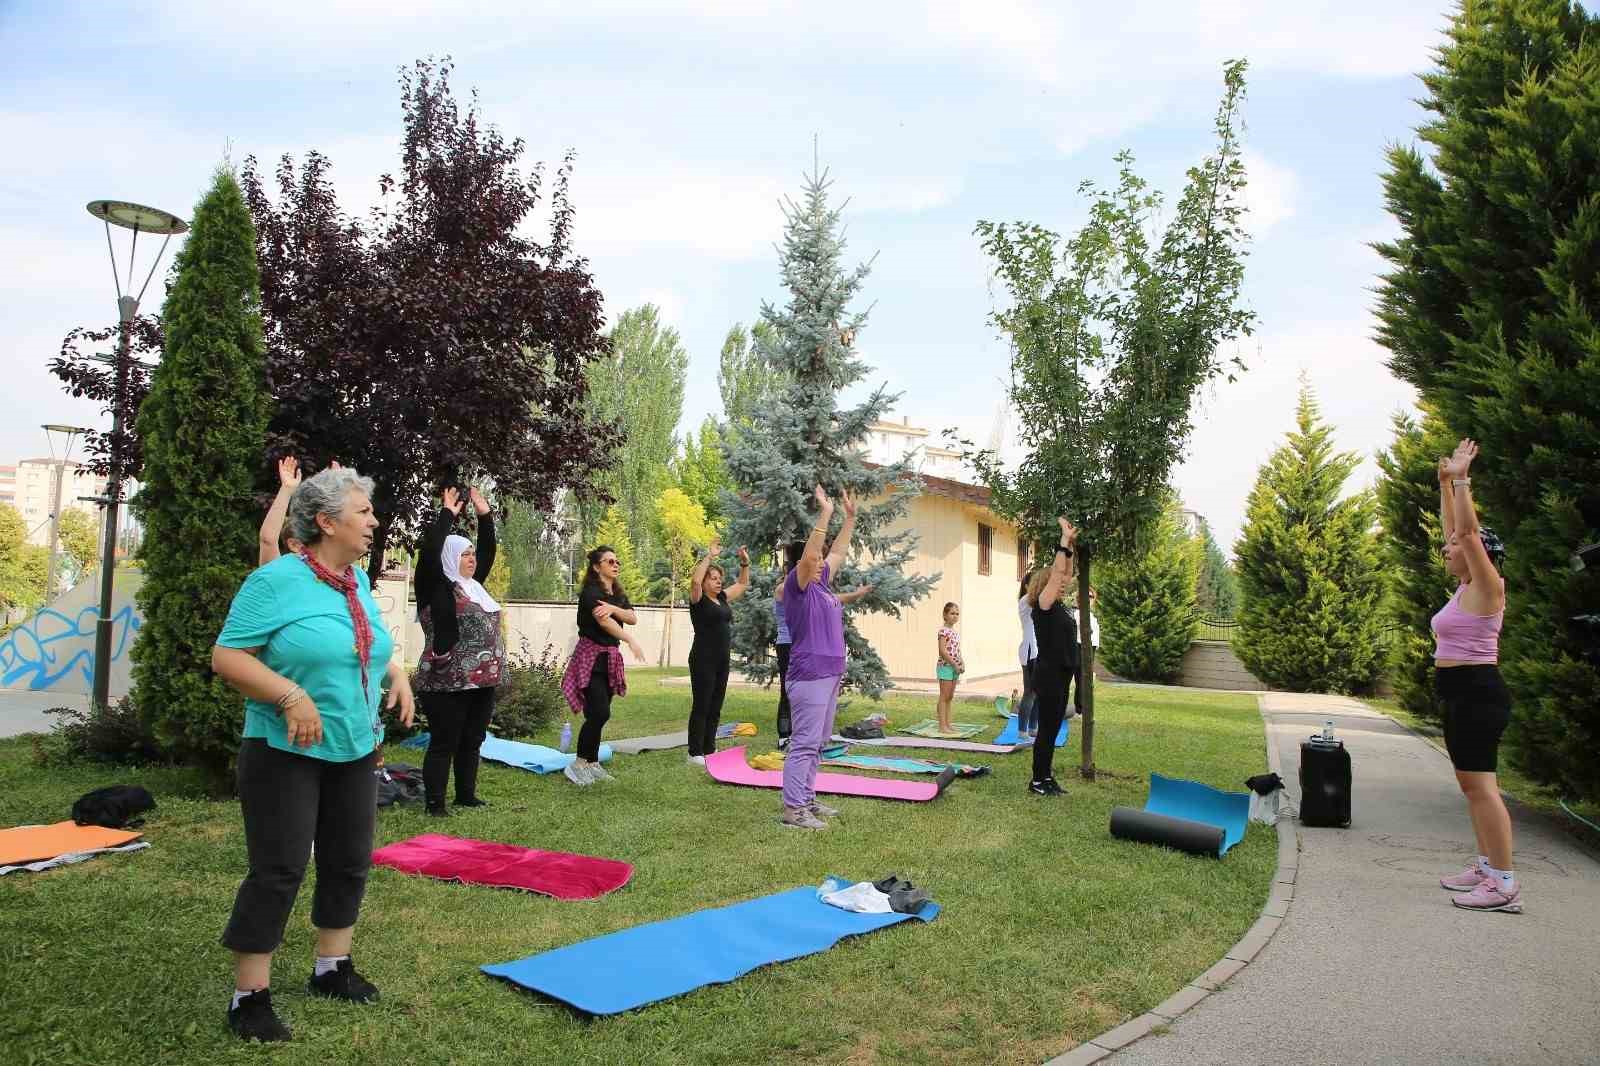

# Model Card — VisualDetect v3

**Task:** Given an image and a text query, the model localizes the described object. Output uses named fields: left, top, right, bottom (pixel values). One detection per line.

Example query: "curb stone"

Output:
left=1042, top=696, right=1295, bottom=1065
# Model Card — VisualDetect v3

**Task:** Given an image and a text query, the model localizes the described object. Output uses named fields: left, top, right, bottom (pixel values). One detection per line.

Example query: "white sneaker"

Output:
left=563, top=762, right=593, bottom=786
left=688, top=755, right=707, bottom=768
left=779, top=806, right=828, bottom=831
left=588, top=762, right=615, bottom=782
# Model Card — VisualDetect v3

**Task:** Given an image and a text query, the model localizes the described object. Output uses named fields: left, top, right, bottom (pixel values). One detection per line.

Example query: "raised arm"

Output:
left=825, top=490, right=858, bottom=580
left=415, top=488, right=462, bottom=602
left=258, top=456, right=301, bottom=566
left=1443, top=439, right=1502, bottom=596
left=1037, top=517, right=1078, bottom=611
left=726, top=547, right=752, bottom=602
left=469, top=486, right=496, bottom=583
left=795, top=486, right=833, bottom=591
left=689, top=539, right=719, bottom=605
left=836, top=583, right=873, bottom=605
left=1437, top=458, right=1456, bottom=543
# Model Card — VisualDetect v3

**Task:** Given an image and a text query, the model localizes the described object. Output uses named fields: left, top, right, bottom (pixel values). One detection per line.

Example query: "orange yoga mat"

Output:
left=0, top=821, right=144, bottom=865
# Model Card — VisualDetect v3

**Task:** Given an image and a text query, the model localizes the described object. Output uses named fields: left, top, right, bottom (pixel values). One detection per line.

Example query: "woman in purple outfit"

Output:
left=778, top=485, right=857, bottom=831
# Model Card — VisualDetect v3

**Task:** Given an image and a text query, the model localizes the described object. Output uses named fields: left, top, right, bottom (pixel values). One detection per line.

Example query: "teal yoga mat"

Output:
left=823, top=754, right=990, bottom=778
left=1111, top=773, right=1251, bottom=856
left=483, top=883, right=938, bottom=1015
left=993, top=714, right=1069, bottom=747
left=398, top=734, right=613, bottom=771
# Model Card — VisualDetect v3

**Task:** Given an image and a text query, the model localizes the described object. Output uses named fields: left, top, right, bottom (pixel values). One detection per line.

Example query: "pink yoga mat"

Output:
left=371, top=834, right=632, bottom=901
left=705, top=746, right=953, bottom=802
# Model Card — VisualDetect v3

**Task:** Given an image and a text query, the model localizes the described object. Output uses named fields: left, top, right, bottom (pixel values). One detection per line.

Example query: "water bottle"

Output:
left=1321, top=719, right=1335, bottom=744
left=559, top=720, right=572, bottom=753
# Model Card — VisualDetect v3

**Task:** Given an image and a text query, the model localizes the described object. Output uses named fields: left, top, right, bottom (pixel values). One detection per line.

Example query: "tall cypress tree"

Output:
left=1194, top=517, right=1240, bottom=618
left=131, top=168, right=271, bottom=785
left=723, top=169, right=933, bottom=697
left=1234, top=384, right=1387, bottom=694
left=1099, top=497, right=1201, bottom=683
left=1374, top=0, right=1600, bottom=799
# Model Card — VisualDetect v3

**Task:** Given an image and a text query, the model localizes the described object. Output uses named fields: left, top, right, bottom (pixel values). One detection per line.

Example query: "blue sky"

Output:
left=0, top=1, right=1455, bottom=552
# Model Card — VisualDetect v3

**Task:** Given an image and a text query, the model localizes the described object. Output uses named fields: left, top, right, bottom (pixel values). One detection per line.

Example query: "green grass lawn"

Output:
left=0, top=671, right=1275, bottom=1065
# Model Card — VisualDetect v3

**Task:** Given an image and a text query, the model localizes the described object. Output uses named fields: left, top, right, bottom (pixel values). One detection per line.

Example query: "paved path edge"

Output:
left=1042, top=695, right=1296, bottom=1066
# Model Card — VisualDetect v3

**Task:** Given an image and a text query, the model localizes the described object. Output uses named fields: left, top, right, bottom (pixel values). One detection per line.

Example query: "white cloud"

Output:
left=1243, top=151, right=1298, bottom=233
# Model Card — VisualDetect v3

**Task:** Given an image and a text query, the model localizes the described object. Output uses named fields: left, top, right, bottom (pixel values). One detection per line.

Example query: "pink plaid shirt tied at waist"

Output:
left=560, top=637, right=628, bottom=714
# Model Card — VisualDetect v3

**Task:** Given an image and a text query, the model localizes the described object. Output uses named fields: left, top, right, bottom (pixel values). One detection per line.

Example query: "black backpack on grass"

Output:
left=71, top=785, right=156, bottom=829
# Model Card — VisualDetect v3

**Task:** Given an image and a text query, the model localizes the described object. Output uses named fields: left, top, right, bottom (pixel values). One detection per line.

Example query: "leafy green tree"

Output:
left=56, top=509, right=99, bottom=580
left=592, top=505, right=646, bottom=602
left=131, top=168, right=271, bottom=784
left=0, top=504, right=47, bottom=615
left=964, top=61, right=1255, bottom=775
left=1099, top=498, right=1201, bottom=682
left=654, top=486, right=716, bottom=665
left=500, top=496, right=569, bottom=601
left=723, top=169, right=935, bottom=697
left=1234, top=384, right=1387, bottom=694
left=1194, top=517, right=1239, bottom=618
left=1375, top=407, right=1462, bottom=723
left=671, top=416, right=733, bottom=525
left=718, top=320, right=788, bottom=430
left=1373, top=0, right=1600, bottom=800
left=581, top=304, right=688, bottom=564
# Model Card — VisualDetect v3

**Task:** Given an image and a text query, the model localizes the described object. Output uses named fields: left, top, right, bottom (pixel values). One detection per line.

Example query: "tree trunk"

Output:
left=1078, top=548, right=1096, bottom=780
left=367, top=514, right=391, bottom=583
left=661, top=560, right=675, bottom=667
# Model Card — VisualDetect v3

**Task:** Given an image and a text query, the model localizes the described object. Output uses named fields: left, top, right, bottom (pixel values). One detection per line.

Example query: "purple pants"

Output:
left=781, top=673, right=844, bottom=809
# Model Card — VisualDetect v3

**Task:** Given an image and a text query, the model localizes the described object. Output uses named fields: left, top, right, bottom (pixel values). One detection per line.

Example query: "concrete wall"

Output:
left=1178, top=640, right=1266, bottom=691
left=0, top=571, right=144, bottom=695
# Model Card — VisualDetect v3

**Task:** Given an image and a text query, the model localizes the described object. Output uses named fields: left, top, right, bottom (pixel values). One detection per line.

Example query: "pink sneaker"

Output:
left=1452, top=878, right=1523, bottom=914
left=1440, top=862, right=1488, bottom=892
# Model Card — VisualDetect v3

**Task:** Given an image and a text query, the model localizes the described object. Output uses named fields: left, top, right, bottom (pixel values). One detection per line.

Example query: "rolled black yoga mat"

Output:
left=1109, top=805, right=1226, bottom=858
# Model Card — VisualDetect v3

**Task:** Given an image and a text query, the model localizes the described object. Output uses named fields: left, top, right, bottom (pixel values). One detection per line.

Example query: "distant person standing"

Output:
left=933, top=602, right=964, bottom=734
left=1016, top=572, right=1040, bottom=740
left=560, top=546, right=645, bottom=786
left=686, top=541, right=751, bottom=765
left=1028, top=517, right=1079, bottom=797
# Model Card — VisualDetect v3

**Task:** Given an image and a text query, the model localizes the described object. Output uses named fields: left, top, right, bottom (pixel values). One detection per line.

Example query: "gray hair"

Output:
left=286, top=467, right=375, bottom=544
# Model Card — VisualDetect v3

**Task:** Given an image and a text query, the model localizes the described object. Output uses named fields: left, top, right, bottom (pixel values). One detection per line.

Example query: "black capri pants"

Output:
left=1435, top=664, right=1511, bottom=773
left=222, top=738, right=378, bottom=954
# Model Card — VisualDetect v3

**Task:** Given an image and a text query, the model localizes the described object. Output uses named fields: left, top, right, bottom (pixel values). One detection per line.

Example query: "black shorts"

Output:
left=1435, top=664, right=1511, bottom=773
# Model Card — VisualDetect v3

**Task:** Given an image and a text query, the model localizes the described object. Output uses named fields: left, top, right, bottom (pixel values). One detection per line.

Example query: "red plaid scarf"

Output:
left=299, top=549, right=375, bottom=701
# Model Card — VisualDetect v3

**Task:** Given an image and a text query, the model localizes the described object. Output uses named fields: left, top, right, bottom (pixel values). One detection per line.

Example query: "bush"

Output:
left=32, top=695, right=166, bottom=768
left=492, top=639, right=567, bottom=740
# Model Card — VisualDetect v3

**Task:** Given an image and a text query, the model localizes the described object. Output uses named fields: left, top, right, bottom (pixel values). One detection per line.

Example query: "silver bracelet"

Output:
left=277, top=685, right=305, bottom=710
left=1451, top=478, right=1471, bottom=487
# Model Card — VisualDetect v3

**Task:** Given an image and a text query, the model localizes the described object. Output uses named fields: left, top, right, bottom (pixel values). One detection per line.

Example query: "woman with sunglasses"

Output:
left=559, top=545, right=645, bottom=785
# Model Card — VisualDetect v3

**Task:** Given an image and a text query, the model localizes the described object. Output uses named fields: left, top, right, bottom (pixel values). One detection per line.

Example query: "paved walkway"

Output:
left=1102, top=691, right=1600, bottom=1066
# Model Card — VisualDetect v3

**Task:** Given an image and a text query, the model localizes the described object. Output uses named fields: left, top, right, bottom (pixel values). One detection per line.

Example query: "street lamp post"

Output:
left=84, top=200, right=187, bottom=710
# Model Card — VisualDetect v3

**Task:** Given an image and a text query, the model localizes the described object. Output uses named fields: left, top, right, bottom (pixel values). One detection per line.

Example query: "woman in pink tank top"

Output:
left=1430, top=439, right=1519, bottom=914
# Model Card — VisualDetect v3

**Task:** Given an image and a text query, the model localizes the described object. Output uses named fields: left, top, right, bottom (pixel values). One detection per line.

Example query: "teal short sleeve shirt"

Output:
left=216, top=555, right=395, bottom=763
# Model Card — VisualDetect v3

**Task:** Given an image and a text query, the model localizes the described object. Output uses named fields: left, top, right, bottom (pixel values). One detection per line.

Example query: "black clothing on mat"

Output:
left=222, top=739, right=377, bottom=954
left=71, top=784, right=156, bottom=828
left=413, top=507, right=496, bottom=656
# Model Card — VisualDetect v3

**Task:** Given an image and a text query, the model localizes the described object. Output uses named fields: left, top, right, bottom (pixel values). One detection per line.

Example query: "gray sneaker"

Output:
left=588, top=763, right=615, bottom=782
left=808, top=800, right=840, bottom=818
left=563, top=762, right=593, bottom=786
left=779, top=806, right=828, bottom=831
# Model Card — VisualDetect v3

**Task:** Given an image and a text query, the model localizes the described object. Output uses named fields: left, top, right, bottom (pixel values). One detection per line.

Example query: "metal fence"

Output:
left=1194, top=617, right=1239, bottom=642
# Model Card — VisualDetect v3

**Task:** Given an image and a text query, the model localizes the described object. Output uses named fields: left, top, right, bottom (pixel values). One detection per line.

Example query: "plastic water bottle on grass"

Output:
left=559, top=720, right=572, bottom=752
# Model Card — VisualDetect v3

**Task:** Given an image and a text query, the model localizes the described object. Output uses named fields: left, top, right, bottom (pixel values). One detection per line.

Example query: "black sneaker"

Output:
left=1043, top=778, right=1067, bottom=796
left=425, top=803, right=449, bottom=817
left=228, top=989, right=291, bottom=1042
left=307, top=958, right=380, bottom=1004
left=454, top=797, right=488, bottom=808
left=1028, top=780, right=1052, bottom=796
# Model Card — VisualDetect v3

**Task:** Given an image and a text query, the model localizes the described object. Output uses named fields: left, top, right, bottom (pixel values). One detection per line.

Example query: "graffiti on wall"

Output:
left=0, top=603, right=143, bottom=691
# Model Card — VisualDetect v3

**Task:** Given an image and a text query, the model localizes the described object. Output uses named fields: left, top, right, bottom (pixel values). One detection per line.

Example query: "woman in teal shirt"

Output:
left=211, top=467, right=415, bottom=1043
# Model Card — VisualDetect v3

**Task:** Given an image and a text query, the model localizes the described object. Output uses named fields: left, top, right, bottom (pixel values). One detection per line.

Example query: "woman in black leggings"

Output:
left=559, top=546, right=645, bottom=786
left=1027, top=516, right=1079, bottom=796
left=686, top=541, right=750, bottom=765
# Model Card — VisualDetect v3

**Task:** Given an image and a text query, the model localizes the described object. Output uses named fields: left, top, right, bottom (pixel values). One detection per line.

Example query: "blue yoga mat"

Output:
left=400, top=734, right=612, bottom=772
left=483, top=883, right=939, bottom=1015
left=1143, top=773, right=1251, bottom=855
left=994, top=714, right=1069, bottom=747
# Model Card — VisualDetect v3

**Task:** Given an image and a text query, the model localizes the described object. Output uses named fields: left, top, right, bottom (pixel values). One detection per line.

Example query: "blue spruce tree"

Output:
left=723, top=169, right=933, bottom=696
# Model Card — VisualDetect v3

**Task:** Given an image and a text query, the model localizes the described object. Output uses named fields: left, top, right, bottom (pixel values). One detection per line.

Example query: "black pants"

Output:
left=775, top=642, right=793, bottom=743
left=1436, top=664, right=1511, bottom=772
left=420, top=686, right=495, bottom=806
left=222, top=738, right=377, bottom=954
left=577, top=656, right=612, bottom=762
left=1032, top=665, right=1074, bottom=783
left=688, top=649, right=731, bottom=757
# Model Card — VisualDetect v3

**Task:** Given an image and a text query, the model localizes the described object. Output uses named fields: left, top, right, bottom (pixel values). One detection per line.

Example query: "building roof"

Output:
left=864, top=461, right=992, bottom=507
